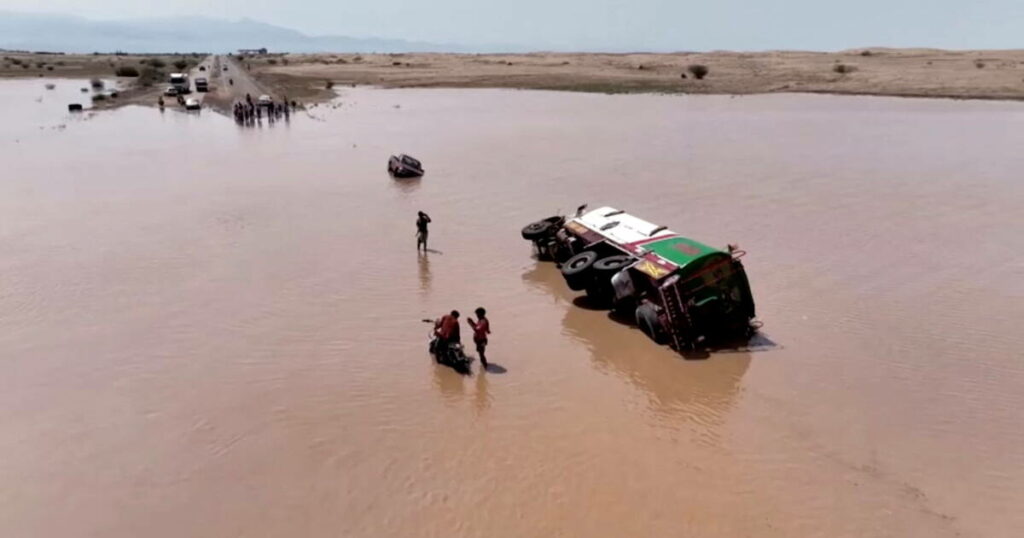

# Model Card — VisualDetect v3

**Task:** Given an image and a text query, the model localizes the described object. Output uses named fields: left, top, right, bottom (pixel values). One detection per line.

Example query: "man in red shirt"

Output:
left=466, top=307, right=491, bottom=368
left=433, top=310, right=461, bottom=359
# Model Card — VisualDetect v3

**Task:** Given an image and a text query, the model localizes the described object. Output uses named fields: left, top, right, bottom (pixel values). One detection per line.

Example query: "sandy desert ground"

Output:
left=5, top=48, right=1024, bottom=110
left=253, top=49, right=1024, bottom=103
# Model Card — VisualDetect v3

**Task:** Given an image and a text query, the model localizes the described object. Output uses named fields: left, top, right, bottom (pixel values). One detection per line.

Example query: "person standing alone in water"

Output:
left=416, top=211, right=432, bottom=252
left=467, top=307, right=491, bottom=368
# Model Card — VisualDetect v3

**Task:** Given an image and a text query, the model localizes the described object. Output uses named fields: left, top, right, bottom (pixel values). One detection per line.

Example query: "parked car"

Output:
left=521, top=205, right=758, bottom=352
left=194, top=77, right=208, bottom=92
left=257, top=94, right=273, bottom=107
left=164, top=86, right=179, bottom=97
left=184, top=98, right=201, bottom=111
left=388, top=154, right=424, bottom=177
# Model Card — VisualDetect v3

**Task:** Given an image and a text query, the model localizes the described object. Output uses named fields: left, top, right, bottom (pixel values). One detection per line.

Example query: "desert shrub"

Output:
left=115, top=66, right=140, bottom=77
left=21, top=64, right=29, bottom=69
left=860, top=50, right=873, bottom=56
left=36, top=62, right=46, bottom=68
left=687, top=64, right=709, bottom=79
left=267, top=58, right=278, bottom=65
left=833, top=64, right=856, bottom=74
left=148, top=58, right=166, bottom=68
left=173, top=59, right=188, bottom=70
left=90, top=78, right=104, bottom=88
left=392, top=61, right=402, bottom=66
left=92, top=93, right=106, bottom=101
left=975, top=61, right=985, bottom=69
left=680, top=72, right=687, bottom=79
left=353, top=55, right=363, bottom=62
left=325, top=80, right=334, bottom=89
left=47, top=66, right=54, bottom=71
left=336, top=58, right=348, bottom=64
left=56, top=61, right=65, bottom=66
left=637, top=64, right=646, bottom=70
left=138, top=66, right=163, bottom=87
left=281, top=58, right=288, bottom=65
left=10, top=58, right=23, bottom=66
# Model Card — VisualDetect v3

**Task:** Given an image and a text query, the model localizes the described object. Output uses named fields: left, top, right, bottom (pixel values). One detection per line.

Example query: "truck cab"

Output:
left=169, top=73, right=190, bottom=94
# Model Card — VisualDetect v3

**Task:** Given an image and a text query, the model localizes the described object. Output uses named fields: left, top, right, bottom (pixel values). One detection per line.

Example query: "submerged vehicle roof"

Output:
left=571, top=206, right=726, bottom=273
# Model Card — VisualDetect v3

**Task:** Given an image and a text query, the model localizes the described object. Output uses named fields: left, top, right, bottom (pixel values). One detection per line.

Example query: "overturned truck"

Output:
left=521, top=205, right=758, bottom=352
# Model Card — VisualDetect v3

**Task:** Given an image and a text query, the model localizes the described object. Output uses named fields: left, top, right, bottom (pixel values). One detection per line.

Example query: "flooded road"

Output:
left=1, top=79, right=1023, bottom=537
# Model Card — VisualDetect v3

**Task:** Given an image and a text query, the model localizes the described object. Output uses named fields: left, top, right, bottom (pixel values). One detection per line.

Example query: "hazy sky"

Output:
left=2, top=0, right=1021, bottom=50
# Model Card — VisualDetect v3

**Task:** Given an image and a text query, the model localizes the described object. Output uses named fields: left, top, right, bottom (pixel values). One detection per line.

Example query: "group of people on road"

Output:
left=421, top=211, right=495, bottom=370
left=233, top=93, right=293, bottom=125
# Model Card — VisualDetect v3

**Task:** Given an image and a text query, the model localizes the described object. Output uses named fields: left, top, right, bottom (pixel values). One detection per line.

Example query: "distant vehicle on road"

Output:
left=184, top=98, right=201, bottom=111
left=169, top=73, right=190, bottom=94
left=388, top=154, right=425, bottom=177
left=257, top=95, right=273, bottom=107
left=195, top=77, right=209, bottom=92
left=164, top=86, right=179, bottom=97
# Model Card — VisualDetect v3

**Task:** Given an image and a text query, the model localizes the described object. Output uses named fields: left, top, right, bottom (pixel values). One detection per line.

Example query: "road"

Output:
left=192, top=55, right=275, bottom=113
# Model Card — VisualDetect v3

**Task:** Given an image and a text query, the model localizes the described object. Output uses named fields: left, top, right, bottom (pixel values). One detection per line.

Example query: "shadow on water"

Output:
left=522, top=261, right=756, bottom=426
left=533, top=263, right=778, bottom=357
left=390, top=176, right=422, bottom=195
left=482, top=363, right=507, bottom=374
left=417, top=251, right=431, bottom=294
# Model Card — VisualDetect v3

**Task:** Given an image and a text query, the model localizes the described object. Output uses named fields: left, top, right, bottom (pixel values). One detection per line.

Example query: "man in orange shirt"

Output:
left=466, top=307, right=491, bottom=368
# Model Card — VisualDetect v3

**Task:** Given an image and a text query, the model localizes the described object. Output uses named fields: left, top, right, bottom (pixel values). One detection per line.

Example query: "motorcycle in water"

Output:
left=424, top=321, right=473, bottom=374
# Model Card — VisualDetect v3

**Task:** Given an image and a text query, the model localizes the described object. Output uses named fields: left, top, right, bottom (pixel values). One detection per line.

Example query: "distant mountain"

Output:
left=0, top=11, right=477, bottom=53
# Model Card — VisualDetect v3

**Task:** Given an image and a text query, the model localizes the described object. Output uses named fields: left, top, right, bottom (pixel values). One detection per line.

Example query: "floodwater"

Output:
left=1, top=78, right=1023, bottom=537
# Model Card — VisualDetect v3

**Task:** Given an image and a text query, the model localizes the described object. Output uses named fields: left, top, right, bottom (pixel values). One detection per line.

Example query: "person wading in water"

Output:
left=416, top=211, right=432, bottom=252
left=466, top=307, right=491, bottom=368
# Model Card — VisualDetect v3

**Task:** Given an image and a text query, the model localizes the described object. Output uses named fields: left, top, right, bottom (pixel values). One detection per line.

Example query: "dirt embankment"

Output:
left=246, top=49, right=1024, bottom=105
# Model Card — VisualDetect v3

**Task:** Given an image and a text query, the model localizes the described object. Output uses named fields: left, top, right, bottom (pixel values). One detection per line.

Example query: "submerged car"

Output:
left=521, top=205, right=758, bottom=352
left=388, top=154, right=424, bottom=177
left=184, top=98, right=201, bottom=111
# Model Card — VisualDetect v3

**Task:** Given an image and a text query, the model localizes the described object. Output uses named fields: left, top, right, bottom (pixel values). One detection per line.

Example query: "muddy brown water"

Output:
left=2, top=79, right=1023, bottom=537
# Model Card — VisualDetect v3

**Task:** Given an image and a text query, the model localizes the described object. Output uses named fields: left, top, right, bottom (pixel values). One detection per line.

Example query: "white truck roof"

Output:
left=573, top=206, right=675, bottom=246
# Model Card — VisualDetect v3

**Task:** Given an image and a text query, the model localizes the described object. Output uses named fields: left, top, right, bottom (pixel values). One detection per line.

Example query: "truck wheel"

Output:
left=561, top=251, right=598, bottom=290
left=521, top=219, right=555, bottom=241
left=636, top=303, right=668, bottom=345
left=593, top=255, right=635, bottom=273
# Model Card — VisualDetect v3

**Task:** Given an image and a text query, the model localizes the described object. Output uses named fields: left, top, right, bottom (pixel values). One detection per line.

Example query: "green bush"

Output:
left=115, top=66, right=140, bottom=77
left=687, top=64, right=709, bottom=79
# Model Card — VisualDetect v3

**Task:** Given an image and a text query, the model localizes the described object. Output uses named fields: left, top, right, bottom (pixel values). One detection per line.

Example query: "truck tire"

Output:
left=636, top=303, right=668, bottom=345
left=593, top=255, right=635, bottom=273
left=521, top=220, right=554, bottom=241
left=561, top=251, right=598, bottom=290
